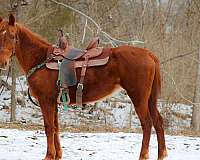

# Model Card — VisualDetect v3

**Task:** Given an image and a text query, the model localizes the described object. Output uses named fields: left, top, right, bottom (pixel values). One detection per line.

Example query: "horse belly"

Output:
left=69, top=63, right=120, bottom=104
left=82, top=83, right=121, bottom=104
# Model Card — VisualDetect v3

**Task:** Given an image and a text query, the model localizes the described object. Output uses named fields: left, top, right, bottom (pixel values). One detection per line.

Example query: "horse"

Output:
left=0, top=14, right=167, bottom=160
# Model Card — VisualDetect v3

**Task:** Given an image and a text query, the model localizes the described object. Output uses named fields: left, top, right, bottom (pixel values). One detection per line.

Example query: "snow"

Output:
left=0, top=128, right=200, bottom=160
left=0, top=76, right=194, bottom=132
left=0, top=76, right=199, bottom=160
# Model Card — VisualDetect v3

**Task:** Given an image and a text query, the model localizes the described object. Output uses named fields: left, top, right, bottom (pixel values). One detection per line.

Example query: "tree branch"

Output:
left=81, top=18, right=87, bottom=44
left=161, top=49, right=198, bottom=65
left=48, top=0, right=144, bottom=46
left=162, top=69, right=200, bottom=105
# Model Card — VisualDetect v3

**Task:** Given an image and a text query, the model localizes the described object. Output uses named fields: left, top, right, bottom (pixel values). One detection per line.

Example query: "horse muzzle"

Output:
left=0, top=61, right=9, bottom=70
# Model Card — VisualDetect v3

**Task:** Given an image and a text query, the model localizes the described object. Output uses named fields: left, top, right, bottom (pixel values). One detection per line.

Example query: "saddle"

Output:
left=46, top=34, right=110, bottom=107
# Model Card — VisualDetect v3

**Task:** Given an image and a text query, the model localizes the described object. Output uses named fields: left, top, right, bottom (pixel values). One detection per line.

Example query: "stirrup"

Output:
left=57, top=88, right=70, bottom=105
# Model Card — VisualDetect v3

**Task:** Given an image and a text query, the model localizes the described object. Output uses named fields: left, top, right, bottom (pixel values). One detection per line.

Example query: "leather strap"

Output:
left=76, top=56, right=89, bottom=106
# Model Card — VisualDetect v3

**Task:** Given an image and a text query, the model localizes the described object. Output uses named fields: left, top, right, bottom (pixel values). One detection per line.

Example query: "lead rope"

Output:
left=57, top=60, right=69, bottom=111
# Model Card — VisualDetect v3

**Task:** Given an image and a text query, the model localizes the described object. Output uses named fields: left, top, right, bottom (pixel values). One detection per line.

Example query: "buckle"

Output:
left=77, top=83, right=83, bottom=90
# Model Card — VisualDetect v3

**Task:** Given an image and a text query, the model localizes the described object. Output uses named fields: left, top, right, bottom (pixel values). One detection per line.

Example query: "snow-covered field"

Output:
left=0, top=76, right=193, bottom=132
left=0, top=76, right=199, bottom=160
left=0, top=128, right=200, bottom=160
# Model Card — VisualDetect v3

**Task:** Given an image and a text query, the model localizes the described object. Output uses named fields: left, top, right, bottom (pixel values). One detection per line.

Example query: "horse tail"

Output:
left=148, top=53, right=161, bottom=110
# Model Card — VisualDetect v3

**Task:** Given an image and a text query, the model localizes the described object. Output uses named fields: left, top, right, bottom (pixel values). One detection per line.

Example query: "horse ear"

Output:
left=0, top=16, right=2, bottom=23
left=8, top=14, right=15, bottom=26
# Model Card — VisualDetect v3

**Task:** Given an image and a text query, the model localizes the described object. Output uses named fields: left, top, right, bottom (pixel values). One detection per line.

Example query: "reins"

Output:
left=0, top=24, right=18, bottom=95
left=25, top=56, right=53, bottom=107
left=26, top=56, right=52, bottom=79
left=0, top=24, right=40, bottom=106
left=27, top=88, right=39, bottom=107
left=0, top=66, right=11, bottom=95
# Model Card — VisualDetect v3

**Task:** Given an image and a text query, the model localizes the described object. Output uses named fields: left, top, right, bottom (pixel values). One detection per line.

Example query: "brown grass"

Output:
left=1, top=122, right=200, bottom=136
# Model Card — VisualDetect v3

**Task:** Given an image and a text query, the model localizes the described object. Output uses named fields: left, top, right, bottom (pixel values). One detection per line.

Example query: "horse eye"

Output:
left=2, top=30, right=6, bottom=35
left=0, top=30, right=6, bottom=35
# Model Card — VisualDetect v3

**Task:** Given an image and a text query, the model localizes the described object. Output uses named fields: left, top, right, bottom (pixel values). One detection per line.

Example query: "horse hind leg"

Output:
left=148, top=96, right=167, bottom=160
left=120, top=73, right=153, bottom=159
left=129, top=94, right=153, bottom=160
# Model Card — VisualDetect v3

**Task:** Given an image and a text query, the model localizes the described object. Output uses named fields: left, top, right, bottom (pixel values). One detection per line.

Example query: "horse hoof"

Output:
left=139, top=153, right=149, bottom=160
left=42, top=157, right=54, bottom=160
left=157, top=150, right=168, bottom=160
left=139, top=158, right=148, bottom=160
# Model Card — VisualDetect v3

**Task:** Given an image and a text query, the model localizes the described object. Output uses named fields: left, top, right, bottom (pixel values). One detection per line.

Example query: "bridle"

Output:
left=0, top=23, right=18, bottom=95
left=0, top=23, right=49, bottom=80
left=0, top=23, right=40, bottom=106
left=0, top=23, right=18, bottom=57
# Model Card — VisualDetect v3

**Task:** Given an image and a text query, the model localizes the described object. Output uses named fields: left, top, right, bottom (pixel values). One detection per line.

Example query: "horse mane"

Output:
left=15, top=23, right=52, bottom=71
left=16, top=23, right=51, bottom=47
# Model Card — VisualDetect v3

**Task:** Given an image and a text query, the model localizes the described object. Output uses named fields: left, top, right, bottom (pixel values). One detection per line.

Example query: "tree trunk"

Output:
left=10, top=0, right=28, bottom=122
left=192, top=48, right=200, bottom=131
left=10, top=0, right=21, bottom=122
left=10, top=56, right=16, bottom=122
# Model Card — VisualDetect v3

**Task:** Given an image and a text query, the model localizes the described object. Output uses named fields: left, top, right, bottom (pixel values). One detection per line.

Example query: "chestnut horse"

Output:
left=0, top=14, right=167, bottom=160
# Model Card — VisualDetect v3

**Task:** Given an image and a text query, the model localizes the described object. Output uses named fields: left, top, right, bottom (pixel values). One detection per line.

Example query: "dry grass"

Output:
left=171, top=111, right=191, bottom=120
left=1, top=122, right=200, bottom=137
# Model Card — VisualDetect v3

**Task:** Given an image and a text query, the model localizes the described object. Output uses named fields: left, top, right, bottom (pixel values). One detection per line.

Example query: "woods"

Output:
left=1, top=1, right=200, bottom=160
left=0, top=0, right=200, bottom=131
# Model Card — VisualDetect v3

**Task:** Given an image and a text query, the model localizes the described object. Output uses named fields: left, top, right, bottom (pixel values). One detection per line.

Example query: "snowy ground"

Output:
left=0, top=76, right=193, bottom=133
left=0, top=129, right=200, bottom=160
left=1, top=76, right=198, bottom=160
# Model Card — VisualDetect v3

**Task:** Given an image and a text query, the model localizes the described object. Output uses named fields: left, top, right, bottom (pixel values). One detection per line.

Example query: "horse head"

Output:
left=0, top=14, right=18, bottom=70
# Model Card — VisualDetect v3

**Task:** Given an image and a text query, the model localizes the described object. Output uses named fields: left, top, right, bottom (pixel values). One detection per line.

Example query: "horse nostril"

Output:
left=4, top=61, right=8, bottom=67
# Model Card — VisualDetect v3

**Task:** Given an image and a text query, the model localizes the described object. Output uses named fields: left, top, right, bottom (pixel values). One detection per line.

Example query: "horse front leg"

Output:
left=54, top=109, right=62, bottom=160
left=40, top=100, right=56, bottom=160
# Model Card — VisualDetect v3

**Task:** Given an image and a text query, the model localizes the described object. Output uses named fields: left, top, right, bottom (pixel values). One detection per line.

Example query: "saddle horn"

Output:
left=57, top=29, right=68, bottom=50
left=57, top=29, right=64, bottom=37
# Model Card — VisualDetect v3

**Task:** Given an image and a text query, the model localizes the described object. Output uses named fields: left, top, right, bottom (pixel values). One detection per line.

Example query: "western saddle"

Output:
left=46, top=30, right=110, bottom=108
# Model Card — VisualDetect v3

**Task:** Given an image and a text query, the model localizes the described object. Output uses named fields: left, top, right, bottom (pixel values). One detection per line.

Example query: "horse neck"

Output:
left=15, top=24, right=51, bottom=73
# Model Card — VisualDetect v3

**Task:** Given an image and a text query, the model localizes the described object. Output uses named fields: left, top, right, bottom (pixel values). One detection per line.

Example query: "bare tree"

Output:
left=10, top=0, right=28, bottom=122
left=10, top=0, right=18, bottom=122
left=192, top=48, right=200, bottom=131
